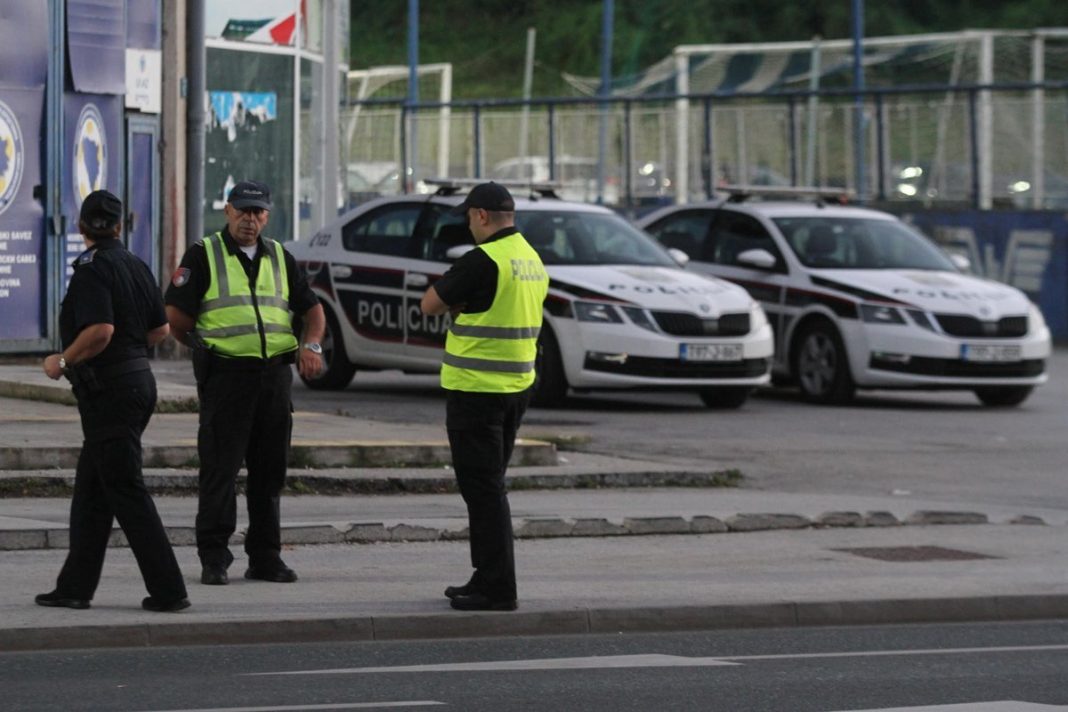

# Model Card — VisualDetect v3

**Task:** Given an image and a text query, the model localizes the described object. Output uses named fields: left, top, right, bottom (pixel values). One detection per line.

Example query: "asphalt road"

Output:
left=291, top=350, right=1068, bottom=514
left=3, top=620, right=1067, bottom=711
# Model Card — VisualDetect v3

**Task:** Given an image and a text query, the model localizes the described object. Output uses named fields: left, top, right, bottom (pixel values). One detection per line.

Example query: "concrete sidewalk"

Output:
left=1, top=522, right=1066, bottom=651
left=1, top=361, right=1066, bottom=650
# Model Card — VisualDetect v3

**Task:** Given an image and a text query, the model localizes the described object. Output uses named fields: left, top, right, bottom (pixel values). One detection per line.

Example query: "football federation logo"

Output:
left=0, top=100, right=25, bottom=216
left=73, top=103, right=107, bottom=203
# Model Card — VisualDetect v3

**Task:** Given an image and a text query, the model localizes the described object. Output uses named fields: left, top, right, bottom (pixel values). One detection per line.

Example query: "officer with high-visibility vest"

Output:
left=165, top=180, right=324, bottom=587
left=421, top=182, right=548, bottom=611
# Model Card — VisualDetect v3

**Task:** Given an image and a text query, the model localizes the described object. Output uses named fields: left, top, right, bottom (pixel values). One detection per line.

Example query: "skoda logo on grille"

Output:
left=699, top=303, right=710, bottom=313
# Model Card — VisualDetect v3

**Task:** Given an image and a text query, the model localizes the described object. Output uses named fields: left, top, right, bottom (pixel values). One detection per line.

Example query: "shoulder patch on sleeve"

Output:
left=171, top=267, right=191, bottom=287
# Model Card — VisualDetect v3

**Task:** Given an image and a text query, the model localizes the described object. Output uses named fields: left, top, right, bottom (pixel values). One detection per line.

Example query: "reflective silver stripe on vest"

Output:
left=449, top=324, right=541, bottom=339
left=442, top=353, right=536, bottom=374
left=207, top=235, right=230, bottom=296
left=201, top=295, right=290, bottom=311
left=198, top=321, right=294, bottom=339
left=198, top=324, right=259, bottom=338
left=263, top=238, right=283, bottom=293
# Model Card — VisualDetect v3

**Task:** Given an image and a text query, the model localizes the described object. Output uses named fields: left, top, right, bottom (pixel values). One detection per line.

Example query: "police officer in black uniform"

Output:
left=165, top=180, right=324, bottom=587
left=36, top=190, right=189, bottom=613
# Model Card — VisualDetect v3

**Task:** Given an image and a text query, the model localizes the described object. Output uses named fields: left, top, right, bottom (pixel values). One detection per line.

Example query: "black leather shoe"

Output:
left=35, top=590, right=90, bottom=610
left=245, top=564, right=298, bottom=583
left=444, top=580, right=476, bottom=599
left=142, top=596, right=191, bottom=613
left=449, top=592, right=518, bottom=611
left=200, top=565, right=229, bottom=586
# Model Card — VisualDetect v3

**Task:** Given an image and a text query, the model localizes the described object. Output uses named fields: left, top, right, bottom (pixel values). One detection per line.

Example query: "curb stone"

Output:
left=1, top=510, right=1044, bottom=552
left=6, top=594, right=1068, bottom=651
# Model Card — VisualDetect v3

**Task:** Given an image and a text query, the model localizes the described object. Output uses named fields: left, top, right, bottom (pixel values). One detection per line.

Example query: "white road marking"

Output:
left=135, top=702, right=444, bottom=712
left=718, top=643, right=1068, bottom=663
left=247, top=653, right=741, bottom=675
left=829, top=703, right=1068, bottom=711
left=248, top=643, right=1068, bottom=677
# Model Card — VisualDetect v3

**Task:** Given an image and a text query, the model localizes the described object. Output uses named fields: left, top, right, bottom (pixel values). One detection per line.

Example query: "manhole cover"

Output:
left=832, top=546, right=996, bottom=562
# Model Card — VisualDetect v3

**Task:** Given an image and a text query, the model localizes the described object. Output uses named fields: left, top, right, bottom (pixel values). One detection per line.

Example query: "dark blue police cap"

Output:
left=228, top=180, right=272, bottom=210
left=79, top=190, right=123, bottom=231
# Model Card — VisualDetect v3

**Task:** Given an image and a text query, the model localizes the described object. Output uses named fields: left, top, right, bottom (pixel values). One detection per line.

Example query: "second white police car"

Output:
left=638, top=186, right=1052, bottom=406
left=289, top=180, right=774, bottom=407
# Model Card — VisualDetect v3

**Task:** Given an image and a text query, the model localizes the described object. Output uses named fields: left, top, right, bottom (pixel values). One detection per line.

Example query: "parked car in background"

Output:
left=288, top=180, right=774, bottom=408
left=637, top=186, right=1051, bottom=406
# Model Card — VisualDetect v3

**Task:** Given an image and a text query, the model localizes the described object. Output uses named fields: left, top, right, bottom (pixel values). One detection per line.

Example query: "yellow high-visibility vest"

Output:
left=194, top=232, right=298, bottom=359
left=441, top=232, right=548, bottom=393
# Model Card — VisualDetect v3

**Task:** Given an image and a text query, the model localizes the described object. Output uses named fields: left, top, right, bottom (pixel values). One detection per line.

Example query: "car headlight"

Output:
left=574, top=301, right=623, bottom=324
left=749, top=302, right=768, bottom=331
left=621, top=306, right=658, bottom=332
left=1028, top=302, right=1048, bottom=334
left=860, top=303, right=906, bottom=325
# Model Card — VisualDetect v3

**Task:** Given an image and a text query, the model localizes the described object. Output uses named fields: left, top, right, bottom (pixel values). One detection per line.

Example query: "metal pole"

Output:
left=851, top=0, right=866, bottom=201
left=788, top=95, right=798, bottom=186
left=547, top=103, right=556, bottom=180
left=623, top=99, right=633, bottom=208
left=186, top=0, right=205, bottom=245
left=407, top=0, right=419, bottom=192
left=875, top=92, right=886, bottom=200
left=702, top=98, right=712, bottom=199
left=322, top=0, right=339, bottom=222
left=518, top=27, right=536, bottom=164
left=597, top=0, right=614, bottom=204
left=674, top=49, right=689, bottom=204
left=978, top=31, right=993, bottom=210
left=1031, top=32, right=1045, bottom=208
left=968, top=89, right=980, bottom=210
left=805, top=36, right=822, bottom=186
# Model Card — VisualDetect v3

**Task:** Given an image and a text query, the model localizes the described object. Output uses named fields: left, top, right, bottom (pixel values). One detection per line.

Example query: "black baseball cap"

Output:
left=79, top=190, right=123, bottom=231
left=450, top=181, right=515, bottom=215
left=228, top=180, right=272, bottom=210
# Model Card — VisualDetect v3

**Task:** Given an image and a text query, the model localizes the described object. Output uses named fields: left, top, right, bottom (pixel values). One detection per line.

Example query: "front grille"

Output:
left=934, top=314, right=1028, bottom=338
left=584, top=356, right=769, bottom=379
left=869, top=355, right=1045, bottom=379
left=651, top=310, right=750, bottom=337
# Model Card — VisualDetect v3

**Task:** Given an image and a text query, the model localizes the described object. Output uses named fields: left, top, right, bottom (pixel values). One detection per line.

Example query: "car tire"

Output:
left=300, top=305, right=357, bottom=391
left=974, top=386, right=1034, bottom=407
left=530, top=327, right=568, bottom=408
left=698, top=387, right=751, bottom=409
left=794, top=321, right=855, bottom=404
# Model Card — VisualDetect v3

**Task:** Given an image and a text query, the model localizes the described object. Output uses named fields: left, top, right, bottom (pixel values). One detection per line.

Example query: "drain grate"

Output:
left=832, top=546, right=997, bottom=562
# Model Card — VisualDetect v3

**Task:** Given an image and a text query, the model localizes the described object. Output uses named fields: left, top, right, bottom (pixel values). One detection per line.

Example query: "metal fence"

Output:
left=337, top=82, right=1068, bottom=217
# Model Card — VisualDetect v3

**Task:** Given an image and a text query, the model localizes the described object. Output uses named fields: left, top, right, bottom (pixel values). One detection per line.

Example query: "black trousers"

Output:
left=446, top=389, right=530, bottom=601
left=196, top=362, right=293, bottom=569
left=55, top=369, right=187, bottom=602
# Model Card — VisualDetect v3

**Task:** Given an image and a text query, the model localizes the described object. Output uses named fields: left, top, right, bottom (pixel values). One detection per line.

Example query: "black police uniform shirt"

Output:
left=60, top=238, right=167, bottom=368
left=164, top=226, right=319, bottom=348
left=432, top=227, right=520, bottom=312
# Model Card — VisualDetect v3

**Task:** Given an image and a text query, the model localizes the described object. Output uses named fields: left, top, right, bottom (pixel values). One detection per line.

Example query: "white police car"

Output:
left=288, top=180, right=774, bottom=408
left=637, top=186, right=1051, bottom=406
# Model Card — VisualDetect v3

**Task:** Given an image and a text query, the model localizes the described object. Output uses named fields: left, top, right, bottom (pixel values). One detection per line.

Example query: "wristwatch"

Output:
left=57, top=355, right=67, bottom=370
left=302, top=342, right=323, bottom=354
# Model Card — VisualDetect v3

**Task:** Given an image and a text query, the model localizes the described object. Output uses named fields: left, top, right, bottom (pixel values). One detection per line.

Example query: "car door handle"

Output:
left=405, top=273, right=429, bottom=287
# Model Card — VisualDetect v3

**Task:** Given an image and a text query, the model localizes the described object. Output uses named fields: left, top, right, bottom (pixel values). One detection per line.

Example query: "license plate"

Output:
left=960, top=344, right=1022, bottom=362
left=680, top=343, right=744, bottom=362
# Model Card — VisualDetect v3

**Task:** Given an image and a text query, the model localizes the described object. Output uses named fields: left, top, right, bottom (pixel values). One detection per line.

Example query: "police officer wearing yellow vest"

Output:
left=421, top=182, right=548, bottom=611
left=165, top=180, right=324, bottom=586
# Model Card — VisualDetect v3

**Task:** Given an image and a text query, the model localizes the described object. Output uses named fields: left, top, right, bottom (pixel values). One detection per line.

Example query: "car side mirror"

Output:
left=667, top=247, right=690, bottom=267
left=736, top=248, right=777, bottom=270
left=948, top=252, right=971, bottom=272
left=445, top=244, right=476, bottom=260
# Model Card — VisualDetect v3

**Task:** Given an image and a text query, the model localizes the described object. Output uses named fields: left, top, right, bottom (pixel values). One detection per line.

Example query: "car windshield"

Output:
left=515, top=210, right=677, bottom=267
left=772, top=217, right=957, bottom=271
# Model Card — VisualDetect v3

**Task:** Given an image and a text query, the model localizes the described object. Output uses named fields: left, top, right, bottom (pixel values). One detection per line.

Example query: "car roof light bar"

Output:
left=424, top=177, right=562, bottom=199
left=720, top=184, right=854, bottom=205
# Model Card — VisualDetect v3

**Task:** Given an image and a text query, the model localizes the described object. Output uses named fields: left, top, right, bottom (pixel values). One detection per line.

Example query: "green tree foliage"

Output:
left=351, top=0, right=1068, bottom=99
